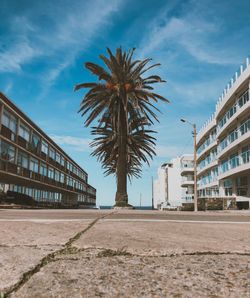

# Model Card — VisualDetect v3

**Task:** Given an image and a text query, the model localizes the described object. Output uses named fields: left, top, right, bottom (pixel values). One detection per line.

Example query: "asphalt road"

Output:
left=0, top=208, right=250, bottom=222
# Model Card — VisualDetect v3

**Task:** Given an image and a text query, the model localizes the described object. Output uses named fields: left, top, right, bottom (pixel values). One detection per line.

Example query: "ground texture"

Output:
left=0, top=209, right=249, bottom=297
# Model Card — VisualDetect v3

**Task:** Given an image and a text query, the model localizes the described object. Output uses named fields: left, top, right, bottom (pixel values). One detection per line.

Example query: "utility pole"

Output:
left=193, top=124, right=198, bottom=212
left=151, top=176, right=154, bottom=210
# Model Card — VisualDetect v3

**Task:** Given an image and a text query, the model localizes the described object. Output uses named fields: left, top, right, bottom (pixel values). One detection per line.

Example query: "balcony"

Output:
left=197, top=159, right=218, bottom=176
left=181, top=176, right=194, bottom=187
left=217, top=96, right=250, bottom=139
left=197, top=139, right=217, bottom=161
left=219, top=149, right=250, bottom=180
left=180, top=162, right=194, bottom=176
left=217, top=118, right=250, bottom=159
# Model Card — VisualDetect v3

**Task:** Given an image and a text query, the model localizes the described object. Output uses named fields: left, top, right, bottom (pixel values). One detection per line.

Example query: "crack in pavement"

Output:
left=53, top=246, right=250, bottom=258
left=1, top=211, right=115, bottom=298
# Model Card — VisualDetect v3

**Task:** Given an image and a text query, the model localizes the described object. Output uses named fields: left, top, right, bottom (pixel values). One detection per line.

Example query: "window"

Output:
left=228, top=105, right=236, bottom=118
left=2, top=109, right=17, bottom=133
left=55, top=152, right=61, bottom=163
left=41, top=140, right=49, bottom=155
left=55, top=170, right=60, bottom=182
left=31, top=133, right=40, bottom=152
left=0, top=140, right=15, bottom=162
left=40, top=163, right=47, bottom=176
left=49, top=147, right=55, bottom=160
left=60, top=173, right=65, bottom=183
left=241, top=145, right=250, bottom=164
left=236, top=176, right=248, bottom=196
left=48, top=167, right=54, bottom=179
left=229, top=153, right=239, bottom=169
left=29, top=158, right=39, bottom=173
left=19, top=123, right=30, bottom=141
left=17, top=151, right=28, bottom=168
left=67, top=161, right=73, bottom=172
left=238, top=90, right=249, bottom=108
left=60, top=156, right=65, bottom=167
left=221, top=159, right=229, bottom=173
left=228, top=129, right=238, bottom=143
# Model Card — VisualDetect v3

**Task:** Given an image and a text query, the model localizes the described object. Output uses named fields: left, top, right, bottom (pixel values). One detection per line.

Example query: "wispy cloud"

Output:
left=3, top=81, right=13, bottom=94
left=0, top=0, right=121, bottom=98
left=50, top=135, right=92, bottom=152
left=139, top=2, right=240, bottom=65
left=0, top=41, right=40, bottom=72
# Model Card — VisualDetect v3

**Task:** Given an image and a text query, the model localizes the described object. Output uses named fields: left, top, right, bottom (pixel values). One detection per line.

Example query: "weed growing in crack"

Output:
left=97, top=247, right=132, bottom=258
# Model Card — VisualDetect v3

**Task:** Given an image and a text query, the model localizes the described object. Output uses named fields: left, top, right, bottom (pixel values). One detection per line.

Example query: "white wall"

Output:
left=154, top=156, right=190, bottom=208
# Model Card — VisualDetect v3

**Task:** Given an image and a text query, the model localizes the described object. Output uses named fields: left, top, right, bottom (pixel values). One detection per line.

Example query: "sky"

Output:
left=1, top=0, right=250, bottom=206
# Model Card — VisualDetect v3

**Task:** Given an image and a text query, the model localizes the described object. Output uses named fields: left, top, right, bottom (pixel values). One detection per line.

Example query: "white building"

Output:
left=197, top=57, right=250, bottom=209
left=154, top=154, right=194, bottom=209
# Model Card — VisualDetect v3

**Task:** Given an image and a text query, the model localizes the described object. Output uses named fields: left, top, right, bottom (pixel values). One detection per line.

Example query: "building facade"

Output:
left=0, top=92, right=96, bottom=207
left=154, top=154, right=194, bottom=209
left=197, top=58, right=250, bottom=209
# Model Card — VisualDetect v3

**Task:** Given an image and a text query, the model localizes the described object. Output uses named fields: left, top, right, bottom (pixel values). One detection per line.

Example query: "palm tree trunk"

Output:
left=115, top=103, right=128, bottom=205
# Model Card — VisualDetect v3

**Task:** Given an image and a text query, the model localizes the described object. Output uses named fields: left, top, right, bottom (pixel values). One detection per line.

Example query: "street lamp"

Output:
left=180, top=118, right=198, bottom=212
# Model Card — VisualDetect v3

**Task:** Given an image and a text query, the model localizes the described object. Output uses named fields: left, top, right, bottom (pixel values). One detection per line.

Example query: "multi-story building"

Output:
left=0, top=92, right=96, bottom=207
left=197, top=57, right=250, bottom=209
left=154, top=154, right=194, bottom=209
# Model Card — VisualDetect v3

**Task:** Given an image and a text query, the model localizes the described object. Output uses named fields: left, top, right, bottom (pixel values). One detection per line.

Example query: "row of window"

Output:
left=220, top=146, right=250, bottom=174
left=197, top=128, right=217, bottom=155
left=8, top=184, right=95, bottom=203
left=1, top=107, right=87, bottom=182
left=223, top=176, right=249, bottom=197
left=198, top=187, right=219, bottom=198
left=0, top=139, right=88, bottom=193
left=218, top=90, right=249, bottom=130
left=9, top=184, right=62, bottom=202
left=198, top=148, right=217, bottom=171
left=198, top=146, right=250, bottom=184
left=198, top=167, right=219, bottom=187
left=218, top=117, right=250, bottom=152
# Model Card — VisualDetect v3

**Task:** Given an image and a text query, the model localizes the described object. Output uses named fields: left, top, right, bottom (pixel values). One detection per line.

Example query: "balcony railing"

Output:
left=0, top=158, right=90, bottom=196
left=218, top=118, right=250, bottom=153
left=217, top=90, right=249, bottom=132
left=219, top=150, right=250, bottom=174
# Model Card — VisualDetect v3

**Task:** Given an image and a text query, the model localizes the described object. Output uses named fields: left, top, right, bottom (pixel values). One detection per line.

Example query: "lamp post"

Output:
left=180, top=118, right=198, bottom=212
left=151, top=176, right=154, bottom=210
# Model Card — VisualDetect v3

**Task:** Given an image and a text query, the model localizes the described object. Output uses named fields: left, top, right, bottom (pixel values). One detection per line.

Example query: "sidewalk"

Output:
left=0, top=209, right=249, bottom=297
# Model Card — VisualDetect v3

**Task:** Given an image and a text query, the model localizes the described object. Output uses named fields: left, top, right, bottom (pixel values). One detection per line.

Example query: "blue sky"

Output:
left=1, top=0, right=250, bottom=206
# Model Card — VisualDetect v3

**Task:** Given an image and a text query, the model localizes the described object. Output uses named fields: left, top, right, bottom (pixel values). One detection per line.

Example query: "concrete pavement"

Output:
left=0, top=209, right=249, bottom=297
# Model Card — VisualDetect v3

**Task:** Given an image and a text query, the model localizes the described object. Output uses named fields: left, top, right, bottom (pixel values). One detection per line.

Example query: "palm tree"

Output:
left=75, top=48, right=169, bottom=206
left=90, top=116, right=157, bottom=180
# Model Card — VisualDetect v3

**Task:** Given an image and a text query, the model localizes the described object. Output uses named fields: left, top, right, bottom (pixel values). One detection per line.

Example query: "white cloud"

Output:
left=0, top=41, right=40, bottom=72
left=50, top=135, right=92, bottom=152
left=139, top=5, right=240, bottom=65
left=0, top=0, right=121, bottom=96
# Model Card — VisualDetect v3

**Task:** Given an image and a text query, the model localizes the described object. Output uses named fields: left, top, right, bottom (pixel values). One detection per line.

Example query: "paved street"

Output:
left=0, top=209, right=249, bottom=297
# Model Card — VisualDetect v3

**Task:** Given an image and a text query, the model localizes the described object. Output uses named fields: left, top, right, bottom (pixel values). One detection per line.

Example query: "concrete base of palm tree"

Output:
left=113, top=200, right=134, bottom=209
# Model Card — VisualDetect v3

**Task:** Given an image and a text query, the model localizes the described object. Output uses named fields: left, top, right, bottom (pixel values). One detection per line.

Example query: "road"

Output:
left=0, top=209, right=249, bottom=297
left=1, top=208, right=250, bottom=221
